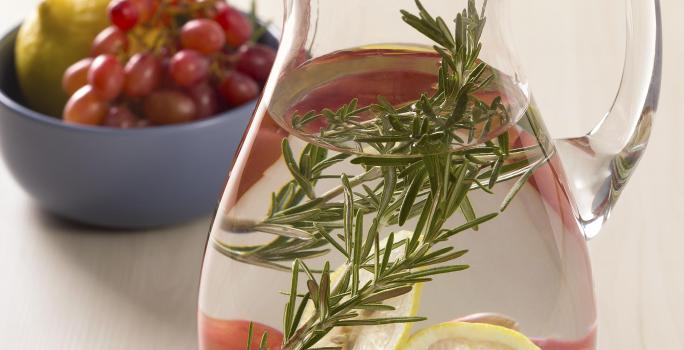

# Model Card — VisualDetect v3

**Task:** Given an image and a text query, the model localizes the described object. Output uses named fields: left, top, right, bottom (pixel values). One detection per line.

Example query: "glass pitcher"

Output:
left=198, top=0, right=661, bottom=349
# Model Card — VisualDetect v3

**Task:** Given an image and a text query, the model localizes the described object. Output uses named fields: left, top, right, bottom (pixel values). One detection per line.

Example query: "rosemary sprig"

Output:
left=212, top=123, right=546, bottom=268
left=211, top=1, right=554, bottom=349
left=213, top=0, right=548, bottom=267
left=279, top=151, right=499, bottom=350
left=290, top=0, right=507, bottom=156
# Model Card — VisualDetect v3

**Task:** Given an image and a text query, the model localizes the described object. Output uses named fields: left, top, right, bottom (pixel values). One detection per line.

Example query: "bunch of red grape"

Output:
left=62, top=0, right=276, bottom=127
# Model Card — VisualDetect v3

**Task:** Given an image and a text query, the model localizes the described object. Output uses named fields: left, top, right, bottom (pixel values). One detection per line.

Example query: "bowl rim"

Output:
left=0, top=23, right=275, bottom=136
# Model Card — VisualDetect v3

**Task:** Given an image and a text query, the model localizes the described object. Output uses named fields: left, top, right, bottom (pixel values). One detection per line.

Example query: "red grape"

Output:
left=180, top=19, right=226, bottom=54
left=158, top=58, right=176, bottom=87
left=187, top=82, right=219, bottom=119
left=143, top=90, right=197, bottom=124
left=62, top=58, right=93, bottom=96
left=63, top=85, right=109, bottom=125
left=235, top=44, right=276, bottom=84
left=169, top=50, right=210, bottom=87
left=91, top=26, right=128, bottom=56
left=130, top=0, right=157, bottom=22
left=218, top=70, right=259, bottom=106
left=88, top=55, right=125, bottom=100
left=109, top=0, right=139, bottom=32
left=124, top=53, right=162, bottom=97
left=214, top=5, right=253, bottom=48
left=104, top=105, right=140, bottom=128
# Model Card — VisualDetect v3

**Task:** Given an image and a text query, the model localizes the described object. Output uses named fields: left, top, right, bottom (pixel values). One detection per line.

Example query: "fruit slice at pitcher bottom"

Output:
left=302, top=231, right=423, bottom=350
left=400, top=322, right=540, bottom=350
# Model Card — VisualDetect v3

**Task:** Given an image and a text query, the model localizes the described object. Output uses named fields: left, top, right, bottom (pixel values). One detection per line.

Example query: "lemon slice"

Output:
left=400, top=322, right=540, bottom=350
left=303, top=231, right=422, bottom=350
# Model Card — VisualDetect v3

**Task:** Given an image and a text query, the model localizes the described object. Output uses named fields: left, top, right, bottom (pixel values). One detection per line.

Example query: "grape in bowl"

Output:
left=62, top=0, right=277, bottom=128
left=0, top=23, right=279, bottom=229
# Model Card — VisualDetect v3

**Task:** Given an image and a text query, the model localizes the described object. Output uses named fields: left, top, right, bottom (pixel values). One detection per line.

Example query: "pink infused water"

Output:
left=199, top=47, right=597, bottom=350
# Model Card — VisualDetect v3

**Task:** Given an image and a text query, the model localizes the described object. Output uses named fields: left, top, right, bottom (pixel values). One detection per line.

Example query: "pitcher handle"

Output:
left=555, top=0, right=662, bottom=239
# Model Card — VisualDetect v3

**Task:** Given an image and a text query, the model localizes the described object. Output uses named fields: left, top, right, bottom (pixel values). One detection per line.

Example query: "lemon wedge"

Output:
left=400, top=322, right=540, bottom=350
left=302, top=231, right=422, bottom=350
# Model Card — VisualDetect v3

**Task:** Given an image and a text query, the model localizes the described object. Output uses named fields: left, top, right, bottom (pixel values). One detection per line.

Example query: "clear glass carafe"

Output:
left=198, top=1, right=661, bottom=349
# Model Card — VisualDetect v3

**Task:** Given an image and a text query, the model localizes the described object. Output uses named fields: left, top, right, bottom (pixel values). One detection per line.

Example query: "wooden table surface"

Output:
left=0, top=0, right=682, bottom=348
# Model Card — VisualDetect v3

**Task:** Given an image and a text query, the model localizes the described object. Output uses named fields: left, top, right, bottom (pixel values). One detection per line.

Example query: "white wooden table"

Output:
left=0, top=0, right=682, bottom=348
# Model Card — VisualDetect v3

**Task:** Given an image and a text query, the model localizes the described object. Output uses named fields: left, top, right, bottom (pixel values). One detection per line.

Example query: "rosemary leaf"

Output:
left=500, top=153, right=553, bottom=211
left=266, top=209, right=322, bottom=225
left=460, top=195, right=478, bottom=230
left=351, top=211, right=363, bottom=296
left=282, top=139, right=316, bottom=199
left=354, top=304, right=397, bottom=312
left=399, top=171, right=426, bottom=225
left=316, top=226, right=348, bottom=258
left=416, top=249, right=469, bottom=267
left=439, top=212, right=499, bottom=241
left=336, top=316, right=427, bottom=327
left=254, top=224, right=313, bottom=240
left=319, top=262, right=331, bottom=321
left=259, top=331, right=270, bottom=350
left=351, top=156, right=421, bottom=166
left=307, top=280, right=320, bottom=307
left=285, top=260, right=300, bottom=340
left=246, top=322, right=255, bottom=350
left=381, top=232, right=395, bottom=275
left=342, top=174, right=355, bottom=256
left=406, top=264, right=470, bottom=279
left=364, top=286, right=414, bottom=304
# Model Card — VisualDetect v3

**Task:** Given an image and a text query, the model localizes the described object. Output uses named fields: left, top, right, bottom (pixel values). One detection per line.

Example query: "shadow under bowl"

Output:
left=0, top=26, right=277, bottom=229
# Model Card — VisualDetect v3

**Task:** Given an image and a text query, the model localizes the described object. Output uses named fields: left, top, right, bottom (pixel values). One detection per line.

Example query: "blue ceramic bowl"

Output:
left=0, top=27, right=277, bottom=229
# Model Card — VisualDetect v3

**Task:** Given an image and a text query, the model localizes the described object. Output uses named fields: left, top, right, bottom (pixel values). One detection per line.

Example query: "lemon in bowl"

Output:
left=15, top=0, right=110, bottom=117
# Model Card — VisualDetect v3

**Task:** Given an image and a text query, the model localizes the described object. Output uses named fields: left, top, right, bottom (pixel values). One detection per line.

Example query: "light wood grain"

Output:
left=0, top=0, right=682, bottom=349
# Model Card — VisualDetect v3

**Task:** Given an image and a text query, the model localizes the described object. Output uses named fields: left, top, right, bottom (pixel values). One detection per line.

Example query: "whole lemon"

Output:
left=15, top=0, right=110, bottom=117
